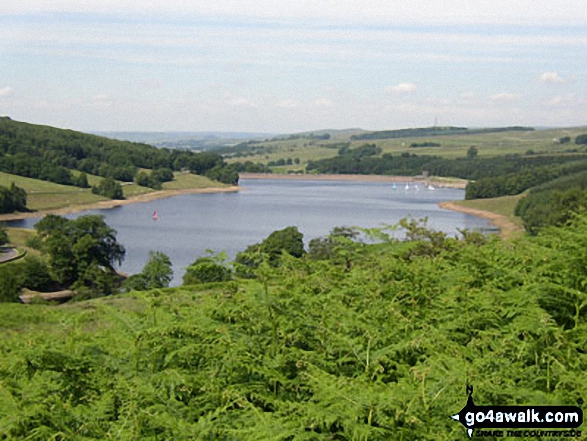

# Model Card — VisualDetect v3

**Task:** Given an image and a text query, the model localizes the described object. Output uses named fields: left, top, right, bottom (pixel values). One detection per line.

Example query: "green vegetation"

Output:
left=27, top=215, right=125, bottom=297
left=92, top=176, right=124, bottom=199
left=350, top=126, right=533, bottom=141
left=465, top=160, right=587, bottom=200
left=575, top=133, right=587, bottom=145
left=0, top=224, right=8, bottom=246
left=514, top=170, right=587, bottom=234
left=410, top=142, right=441, bottom=148
left=183, top=254, right=232, bottom=284
left=161, top=172, right=228, bottom=190
left=225, top=126, right=587, bottom=170
left=123, top=251, right=173, bottom=292
left=1, top=216, right=587, bottom=438
left=0, top=117, right=239, bottom=197
left=453, top=194, right=524, bottom=227
left=0, top=182, right=27, bottom=213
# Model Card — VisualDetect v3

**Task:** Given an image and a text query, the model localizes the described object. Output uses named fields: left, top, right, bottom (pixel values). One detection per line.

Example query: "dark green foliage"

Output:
left=307, top=148, right=587, bottom=180
left=74, top=172, right=89, bottom=188
left=34, top=214, right=125, bottom=292
left=0, top=182, right=27, bottom=213
left=0, top=264, right=24, bottom=302
left=575, top=133, right=587, bottom=145
left=467, top=145, right=478, bottom=158
left=183, top=256, right=232, bottom=284
left=410, top=142, right=441, bottom=147
left=351, top=125, right=533, bottom=141
left=141, top=251, right=173, bottom=288
left=559, top=136, right=571, bottom=144
left=151, top=167, right=174, bottom=183
left=0, top=223, right=8, bottom=246
left=515, top=169, right=587, bottom=233
left=465, top=161, right=587, bottom=199
left=20, top=255, right=59, bottom=291
left=205, top=164, right=239, bottom=185
left=92, top=177, right=124, bottom=199
left=0, top=117, right=237, bottom=187
left=123, top=251, right=173, bottom=292
left=134, top=171, right=161, bottom=190
left=235, top=226, right=306, bottom=275
left=229, top=161, right=271, bottom=173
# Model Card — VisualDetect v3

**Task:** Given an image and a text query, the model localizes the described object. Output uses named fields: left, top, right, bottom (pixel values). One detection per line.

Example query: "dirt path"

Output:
left=438, top=201, right=523, bottom=239
left=0, top=186, right=240, bottom=221
left=0, top=248, right=18, bottom=263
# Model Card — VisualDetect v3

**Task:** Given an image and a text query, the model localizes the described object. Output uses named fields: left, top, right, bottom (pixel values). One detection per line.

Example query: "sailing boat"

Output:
left=427, top=184, right=435, bottom=191
left=153, top=211, right=158, bottom=221
left=392, top=182, right=397, bottom=190
left=405, top=183, right=409, bottom=190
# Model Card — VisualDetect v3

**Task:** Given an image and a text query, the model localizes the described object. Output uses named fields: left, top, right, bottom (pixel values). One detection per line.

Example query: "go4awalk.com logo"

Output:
left=451, top=387, right=583, bottom=438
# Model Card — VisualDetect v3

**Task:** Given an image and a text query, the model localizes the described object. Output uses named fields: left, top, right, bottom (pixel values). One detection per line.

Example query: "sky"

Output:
left=1, top=1, right=586, bottom=133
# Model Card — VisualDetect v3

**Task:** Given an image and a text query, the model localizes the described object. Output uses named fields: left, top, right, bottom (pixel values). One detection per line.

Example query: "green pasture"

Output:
left=226, top=126, right=587, bottom=167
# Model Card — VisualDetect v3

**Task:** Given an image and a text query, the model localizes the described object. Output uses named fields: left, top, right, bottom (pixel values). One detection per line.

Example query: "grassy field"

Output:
left=0, top=170, right=229, bottom=214
left=452, top=193, right=526, bottom=231
left=5, top=227, right=36, bottom=247
left=162, top=172, right=228, bottom=190
left=225, top=126, right=587, bottom=168
left=0, top=172, right=107, bottom=211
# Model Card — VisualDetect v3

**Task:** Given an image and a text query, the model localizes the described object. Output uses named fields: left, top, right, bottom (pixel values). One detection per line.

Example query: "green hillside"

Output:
left=0, top=117, right=238, bottom=197
left=224, top=126, right=587, bottom=168
left=1, top=216, right=586, bottom=439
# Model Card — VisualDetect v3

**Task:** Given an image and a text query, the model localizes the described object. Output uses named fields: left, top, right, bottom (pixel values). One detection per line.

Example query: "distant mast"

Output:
left=153, top=211, right=158, bottom=221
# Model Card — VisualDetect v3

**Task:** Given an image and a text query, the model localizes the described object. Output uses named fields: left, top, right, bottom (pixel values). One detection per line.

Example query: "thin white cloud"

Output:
left=312, top=98, right=335, bottom=108
left=490, top=93, right=521, bottom=102
left=544, top=94, right=584, bottom=107
left=538, top=72, right=576, bottom=84
left=277, top=100, right=298, bottom=108
left=386, top=83, right=417, bottom=94
left=0, top=87, right=14, bottom=97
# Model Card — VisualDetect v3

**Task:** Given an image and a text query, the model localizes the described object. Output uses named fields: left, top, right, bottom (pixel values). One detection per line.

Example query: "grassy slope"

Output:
left=452, top=193, right=525, bottom=227
left=0, top=171, right=228, bottom=213
left=0, top=171, right=107, bottom=211
left=226, top=127, right=587, bottom=167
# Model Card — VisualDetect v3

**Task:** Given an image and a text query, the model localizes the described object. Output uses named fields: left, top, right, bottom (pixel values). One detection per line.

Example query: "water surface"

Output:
left=10, top=179, right=492, bottom=285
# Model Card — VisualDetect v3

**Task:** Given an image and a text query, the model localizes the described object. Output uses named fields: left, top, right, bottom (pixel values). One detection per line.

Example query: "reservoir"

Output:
left=10, top=178, right=492, bottom=285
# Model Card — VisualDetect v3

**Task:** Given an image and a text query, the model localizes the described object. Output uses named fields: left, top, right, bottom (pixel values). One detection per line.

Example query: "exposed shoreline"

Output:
left=239, top=173, right=467, bottom=188
left=0, top=186, right=240, bottom=221
left=438, top=201, right=522, bottom=239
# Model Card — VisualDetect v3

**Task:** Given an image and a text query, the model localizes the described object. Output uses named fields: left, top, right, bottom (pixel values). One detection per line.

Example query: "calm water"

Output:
left=10, top=179, right=493, bottom=285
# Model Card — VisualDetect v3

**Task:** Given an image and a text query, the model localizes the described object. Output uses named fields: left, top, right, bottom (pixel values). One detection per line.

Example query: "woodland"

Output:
left=0, top=117, right=239, bottom=193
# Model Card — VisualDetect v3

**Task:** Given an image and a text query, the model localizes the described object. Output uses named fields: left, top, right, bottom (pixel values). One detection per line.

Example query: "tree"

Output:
left=183, top=257, right=231, bottom=284
left=235, top=226, right=306, bottom=274
left=75, top=172, right=89, bottom=188
left=92, top=177, right=124, bottom=199
left=123, top=251, right=173, bottom=291
left=575, top=134, right=587, bottom=145
left=141, top=251, right=173, bottom=289
left=467, top=145, right=478, bottom=158
left=0, top=183, right=27, bottom=214
left=35, top=215, right=125, bottom=289
left=0, top=224, right=8, bottom=246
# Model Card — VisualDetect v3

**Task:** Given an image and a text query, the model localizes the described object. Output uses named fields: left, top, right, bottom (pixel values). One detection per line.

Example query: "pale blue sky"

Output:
left=0, top=1, right=585, bottom=132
